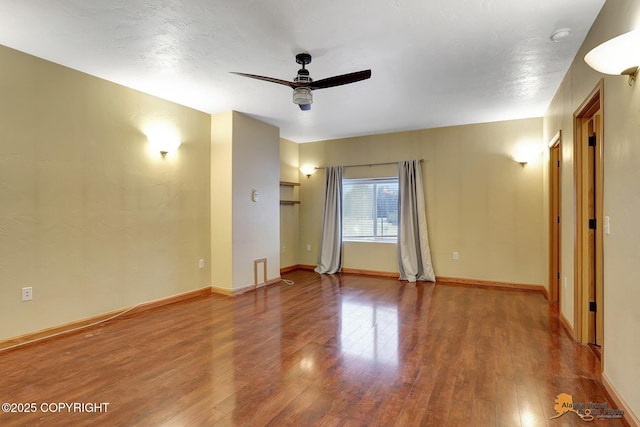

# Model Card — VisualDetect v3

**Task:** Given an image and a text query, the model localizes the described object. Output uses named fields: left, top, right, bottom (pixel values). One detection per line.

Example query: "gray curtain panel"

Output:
left=315, top=166, right=343, bottom=274
left=397, top=160, right=436, bottom=282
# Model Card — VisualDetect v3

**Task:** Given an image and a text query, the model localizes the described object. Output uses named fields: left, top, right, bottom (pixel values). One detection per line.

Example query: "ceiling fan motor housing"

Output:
left=294, top=68, right=312, bottom=84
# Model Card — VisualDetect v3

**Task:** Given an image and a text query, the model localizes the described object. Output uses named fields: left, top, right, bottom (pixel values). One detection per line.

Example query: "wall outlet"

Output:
left=306, top=244, right=311, bottom=251
left=282, top=246, right=287, bottom=253
left=453, top=251, right=459, bottom=260
left=198, top=259, right=205, bottom=269
left=22, top=287, right=33, bottom=301
left=563, top=277, right=568, bottom=292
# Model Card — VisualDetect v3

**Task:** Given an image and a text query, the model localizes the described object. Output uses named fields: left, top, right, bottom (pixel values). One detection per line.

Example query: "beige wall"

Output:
left=298, top=118, right=545, bottom=285
left=231, top=112, right=280, bottom=288
left=0, top=45, right=211, bottom=341
left=543, top=0, right=640, bottom=418
left=211, top=112, right=281, bottom=290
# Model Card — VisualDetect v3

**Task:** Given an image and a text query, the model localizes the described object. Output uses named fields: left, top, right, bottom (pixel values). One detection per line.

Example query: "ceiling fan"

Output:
left=231, top=53, right=371, bottom=111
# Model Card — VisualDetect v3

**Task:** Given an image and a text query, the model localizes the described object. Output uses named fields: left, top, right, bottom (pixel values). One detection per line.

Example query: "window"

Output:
left=342, top=177, right=398, bottom=241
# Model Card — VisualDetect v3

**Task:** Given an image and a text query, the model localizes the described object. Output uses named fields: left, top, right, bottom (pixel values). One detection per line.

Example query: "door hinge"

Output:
left=589, top=301, right=597, bottom=312
left=588, top=135, right=597, bottom=147
left=557, top=160, right=560, bottom=168
left=557, top=216, right=560, bottom=224
left=589, top=218, right=597, bottom=229
left=557, top=272, right=560, bottom=280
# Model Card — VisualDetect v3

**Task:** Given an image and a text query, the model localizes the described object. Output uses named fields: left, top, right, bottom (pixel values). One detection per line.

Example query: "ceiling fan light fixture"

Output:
left=293, top=87, right=313, bottom=105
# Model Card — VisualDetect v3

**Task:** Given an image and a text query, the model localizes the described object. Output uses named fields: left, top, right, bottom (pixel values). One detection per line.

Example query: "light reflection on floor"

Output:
left=339, top=298, right=399, bottom=366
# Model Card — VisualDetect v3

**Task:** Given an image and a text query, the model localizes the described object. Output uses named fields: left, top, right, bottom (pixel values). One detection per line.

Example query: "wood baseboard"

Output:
left=211, top=277, right=282, bottom=296
left=559, top=311, right=576, bottom=341
left=341, top=268, right=399, bottom=278
left=0, top=286, right=212, bottom=353
left=602, top=373, right=639, bottom=427
left=282, top=268, right=547, bottom=296
left=282, top=265, right=400, bottom=279
left=280, top=264, right=302, bottom=274
left=125, top=287, right=212, bottom=317
left=280, top=264, right=315, bottom=274
left=436, top=276, right=547, bottom=295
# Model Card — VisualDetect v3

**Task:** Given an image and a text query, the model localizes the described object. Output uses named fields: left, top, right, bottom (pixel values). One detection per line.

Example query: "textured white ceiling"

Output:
left=0, top=0, right=605, bottom=142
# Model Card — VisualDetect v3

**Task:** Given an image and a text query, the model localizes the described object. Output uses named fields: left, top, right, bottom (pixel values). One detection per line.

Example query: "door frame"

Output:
left=548, top=131, right=562, bottom=304
left=573, top=80, right=604, bottom=349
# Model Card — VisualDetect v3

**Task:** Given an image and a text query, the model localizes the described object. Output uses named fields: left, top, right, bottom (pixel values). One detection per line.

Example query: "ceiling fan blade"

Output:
left=299, top=103, right=311, bottom=111
left=230, top=72, right=300, bottom=89
left=309, top=70, right=371, bottom=90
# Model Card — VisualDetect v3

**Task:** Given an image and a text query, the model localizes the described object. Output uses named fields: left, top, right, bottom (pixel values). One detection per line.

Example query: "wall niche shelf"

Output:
left=280, top=181, right=300, bottom=205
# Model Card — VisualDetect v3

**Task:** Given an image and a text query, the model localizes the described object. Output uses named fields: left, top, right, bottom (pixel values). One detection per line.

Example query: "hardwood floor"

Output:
left=0, top=270, right=624, bottom=426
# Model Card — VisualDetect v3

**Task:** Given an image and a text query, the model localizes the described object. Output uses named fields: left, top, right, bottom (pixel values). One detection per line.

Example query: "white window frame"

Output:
left=342, top=177, right=399, bottom=243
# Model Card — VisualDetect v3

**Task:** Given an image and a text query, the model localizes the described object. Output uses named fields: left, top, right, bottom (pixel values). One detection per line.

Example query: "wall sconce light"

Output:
left=299, top=165, right=317, bottom=178
left=155, top=138, right=181, bottom=157
left=585, top=30, right=640, bottom=86
left=144, top=121, right=182, bottom=158
left=511, top=144, right=540, bottom=167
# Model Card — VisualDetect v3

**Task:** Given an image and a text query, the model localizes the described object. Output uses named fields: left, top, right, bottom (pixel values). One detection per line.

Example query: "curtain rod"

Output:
left=315, top=159, right=423, bottom=170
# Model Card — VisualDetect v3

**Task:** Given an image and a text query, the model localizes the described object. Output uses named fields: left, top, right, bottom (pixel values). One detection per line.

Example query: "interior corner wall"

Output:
left=211, top=111, right=234, bottom=290
left=543, top=0, right=640, bottom=419
left=0, top=45, right=211, bottom=341
left=279, top=138, right=300, bottom=269
left=298, top=118, right=545, bottom=286
left=230, top=112, right=280, bottom=288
